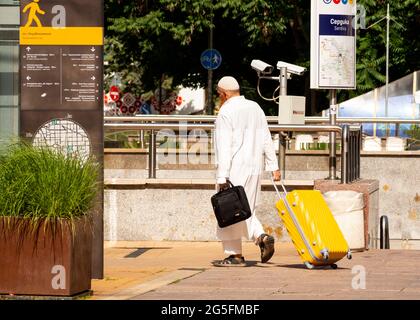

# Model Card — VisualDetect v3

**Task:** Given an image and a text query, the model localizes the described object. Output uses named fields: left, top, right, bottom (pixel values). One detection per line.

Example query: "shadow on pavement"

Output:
left=210, top=260, right=259, bottom=267
left=120, top=247, right=173, bottom=258
left=278, top=264, right=351, bottom=270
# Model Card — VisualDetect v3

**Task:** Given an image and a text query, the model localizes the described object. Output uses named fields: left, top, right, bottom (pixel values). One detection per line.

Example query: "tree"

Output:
left=104, top=0, right=420, bottom=115
left=104, top=0, right=304, bottom=113
left=343, top=0, right=420, bottom=99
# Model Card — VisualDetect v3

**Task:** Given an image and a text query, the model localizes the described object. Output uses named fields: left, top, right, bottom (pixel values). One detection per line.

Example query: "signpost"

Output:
left=109, top=86, right=120, bottom=102
left=201, top=48, right=222, bottom=115
left=200, top=49, right=222, bottom=71
left=311, top=0, right=357, bottom=180
left=19, top=0, right=104, bottom=279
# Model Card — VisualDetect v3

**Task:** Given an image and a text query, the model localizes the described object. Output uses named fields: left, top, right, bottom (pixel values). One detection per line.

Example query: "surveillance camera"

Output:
left=276, top=61, right=306, bottom=76
left=251, top=59, right=274, bottom=75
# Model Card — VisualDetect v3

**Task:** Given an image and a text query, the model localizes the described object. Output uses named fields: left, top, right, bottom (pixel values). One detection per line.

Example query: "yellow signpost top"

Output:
left=20, top=27, right=103, bottom=45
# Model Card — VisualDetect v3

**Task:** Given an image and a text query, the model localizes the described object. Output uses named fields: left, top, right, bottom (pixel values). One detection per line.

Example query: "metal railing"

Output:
left=341, top=125, right=362, bottom=184
left=104, top=122, right=362, bottom=183
left=105, top=115, right=420, bottom=125
left=104, top=116, right=418, bottom=181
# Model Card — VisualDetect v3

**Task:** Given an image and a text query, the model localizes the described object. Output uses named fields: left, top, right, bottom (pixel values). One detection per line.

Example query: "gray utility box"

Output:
left=278, top=95, right=306, bottom=125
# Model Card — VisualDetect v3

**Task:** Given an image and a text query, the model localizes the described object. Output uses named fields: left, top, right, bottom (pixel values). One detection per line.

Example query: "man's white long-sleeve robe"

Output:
left=214, top=96, right=279, bottom=241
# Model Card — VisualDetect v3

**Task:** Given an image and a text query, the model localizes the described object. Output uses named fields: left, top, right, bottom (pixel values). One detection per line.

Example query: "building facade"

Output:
left=0, top=1, right=19, bottom=146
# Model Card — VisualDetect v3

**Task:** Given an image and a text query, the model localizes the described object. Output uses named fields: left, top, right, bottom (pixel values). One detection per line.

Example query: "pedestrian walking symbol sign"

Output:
left=200, top=49, right=222, bottom=70
left=23, top=0, right=45, bottom=27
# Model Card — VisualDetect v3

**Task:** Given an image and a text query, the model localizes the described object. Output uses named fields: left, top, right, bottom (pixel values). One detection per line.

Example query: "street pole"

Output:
left=279, top=67, right=287, bottom=179
left=207, top=70, right=213, bottom=115
left=367, top=3, right=395, bottom=136
left=328, top=89, right=339, bottom=180
left=206, top=12, right=214, bottom=115
left=385, top=2, right=390, bottom=136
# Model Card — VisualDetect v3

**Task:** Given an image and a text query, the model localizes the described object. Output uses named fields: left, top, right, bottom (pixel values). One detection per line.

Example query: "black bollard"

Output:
left=380, top=215, right=390, bottom=249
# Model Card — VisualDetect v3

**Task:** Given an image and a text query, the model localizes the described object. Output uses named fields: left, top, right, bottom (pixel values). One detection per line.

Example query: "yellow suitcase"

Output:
left=272, top=179, right=352, bottom=269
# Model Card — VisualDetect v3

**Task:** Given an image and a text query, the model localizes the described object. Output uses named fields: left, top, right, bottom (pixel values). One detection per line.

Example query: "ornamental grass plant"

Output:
left=0, top=142, right=99, bottom=236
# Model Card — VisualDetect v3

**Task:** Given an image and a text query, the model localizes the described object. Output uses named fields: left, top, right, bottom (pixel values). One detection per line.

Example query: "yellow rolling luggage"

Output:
left=272, top=179, right=352, bottom=269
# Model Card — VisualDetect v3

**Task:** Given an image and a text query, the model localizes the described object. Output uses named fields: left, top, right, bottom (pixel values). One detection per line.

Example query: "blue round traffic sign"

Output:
left=200, top=49, right=222, bottom=70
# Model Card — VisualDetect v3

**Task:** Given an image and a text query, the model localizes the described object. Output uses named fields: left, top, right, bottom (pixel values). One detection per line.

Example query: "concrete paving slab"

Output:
left=102, top=269, right=204, bottom=300
left=92, top=241, right=420, bottom=300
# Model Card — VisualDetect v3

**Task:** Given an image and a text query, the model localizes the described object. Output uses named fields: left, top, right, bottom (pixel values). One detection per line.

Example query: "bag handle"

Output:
left=218, top=179, right=234, bottom=192
left=270, top=176, right=288, bottom=200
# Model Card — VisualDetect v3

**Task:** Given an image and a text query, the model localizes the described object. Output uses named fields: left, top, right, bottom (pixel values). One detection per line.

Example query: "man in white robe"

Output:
left=213, top=76, right=281, bottom=266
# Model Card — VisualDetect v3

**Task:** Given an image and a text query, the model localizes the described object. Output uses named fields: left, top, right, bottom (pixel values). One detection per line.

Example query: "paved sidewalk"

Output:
left=92, top=241, right=420, bottom=300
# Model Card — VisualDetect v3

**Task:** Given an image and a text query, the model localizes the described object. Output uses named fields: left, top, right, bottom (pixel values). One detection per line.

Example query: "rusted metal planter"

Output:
left=0, top=216, right=92, bottom=297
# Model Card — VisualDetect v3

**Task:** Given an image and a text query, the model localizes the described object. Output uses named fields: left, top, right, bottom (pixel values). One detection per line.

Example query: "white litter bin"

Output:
left=385, top=137, right=405, bottom=151
left=317, top=135, right=329, bottom=144
left=363, top=136, right=382, bottom=151
left=323, top=191, right=365, bottom=251
left=295, top=134, right=313, bottom=150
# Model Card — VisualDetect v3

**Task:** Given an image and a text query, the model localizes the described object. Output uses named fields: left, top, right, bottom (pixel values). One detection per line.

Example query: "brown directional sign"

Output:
left=21, top=45, right=102, bottom=110
left=20, top=0, right=103, bottom=111
left=19, top=0, right=104, bottom=279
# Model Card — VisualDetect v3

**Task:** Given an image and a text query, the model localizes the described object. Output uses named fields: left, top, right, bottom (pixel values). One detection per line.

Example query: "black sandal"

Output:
left=213, top=255, right=246, bottom=267
left=257, top=233, right=275, bottom=263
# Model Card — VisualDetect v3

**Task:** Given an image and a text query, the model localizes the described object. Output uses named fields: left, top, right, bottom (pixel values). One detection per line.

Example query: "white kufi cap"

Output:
left=217, top=76, right=240, bottom=91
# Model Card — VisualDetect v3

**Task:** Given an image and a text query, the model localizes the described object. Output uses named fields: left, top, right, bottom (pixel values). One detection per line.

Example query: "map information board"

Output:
left=32, top=118, right=91, bottom=161
left=319, top=35, right=355, bottom=87
left=311, top=0, right=357, bottom=89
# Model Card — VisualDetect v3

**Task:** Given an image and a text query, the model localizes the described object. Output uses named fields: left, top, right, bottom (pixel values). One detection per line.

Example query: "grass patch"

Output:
left=0, top=141, right=99, bottom=234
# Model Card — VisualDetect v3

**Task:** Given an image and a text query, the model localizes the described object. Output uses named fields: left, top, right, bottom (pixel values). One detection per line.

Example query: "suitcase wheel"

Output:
left=347, top=251, right=352, bottom=260
left=304, top=261, right=314, bottom=269
left=320, top=249, right=329, bottom=261
left=330, top=264, right=338, bottom=269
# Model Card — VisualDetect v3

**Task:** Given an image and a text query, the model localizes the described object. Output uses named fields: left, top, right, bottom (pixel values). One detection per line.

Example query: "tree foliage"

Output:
left=104, top=0, right=420, bottom=115
left=348, top=0, right=420, bottom=99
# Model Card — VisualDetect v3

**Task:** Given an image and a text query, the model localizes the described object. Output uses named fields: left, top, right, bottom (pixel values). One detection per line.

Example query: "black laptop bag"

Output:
left=211, top=181, right=252, bottom=228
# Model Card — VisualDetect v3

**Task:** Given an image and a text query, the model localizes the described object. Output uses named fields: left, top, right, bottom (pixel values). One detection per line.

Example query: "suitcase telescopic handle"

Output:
left=270, top=176, right=288, bottom=199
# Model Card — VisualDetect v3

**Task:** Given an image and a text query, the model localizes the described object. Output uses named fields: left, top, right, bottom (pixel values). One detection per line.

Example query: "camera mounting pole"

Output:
left=279, top=67, right=288, bottom=179
left=251, top=60, right=306, bottom=180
